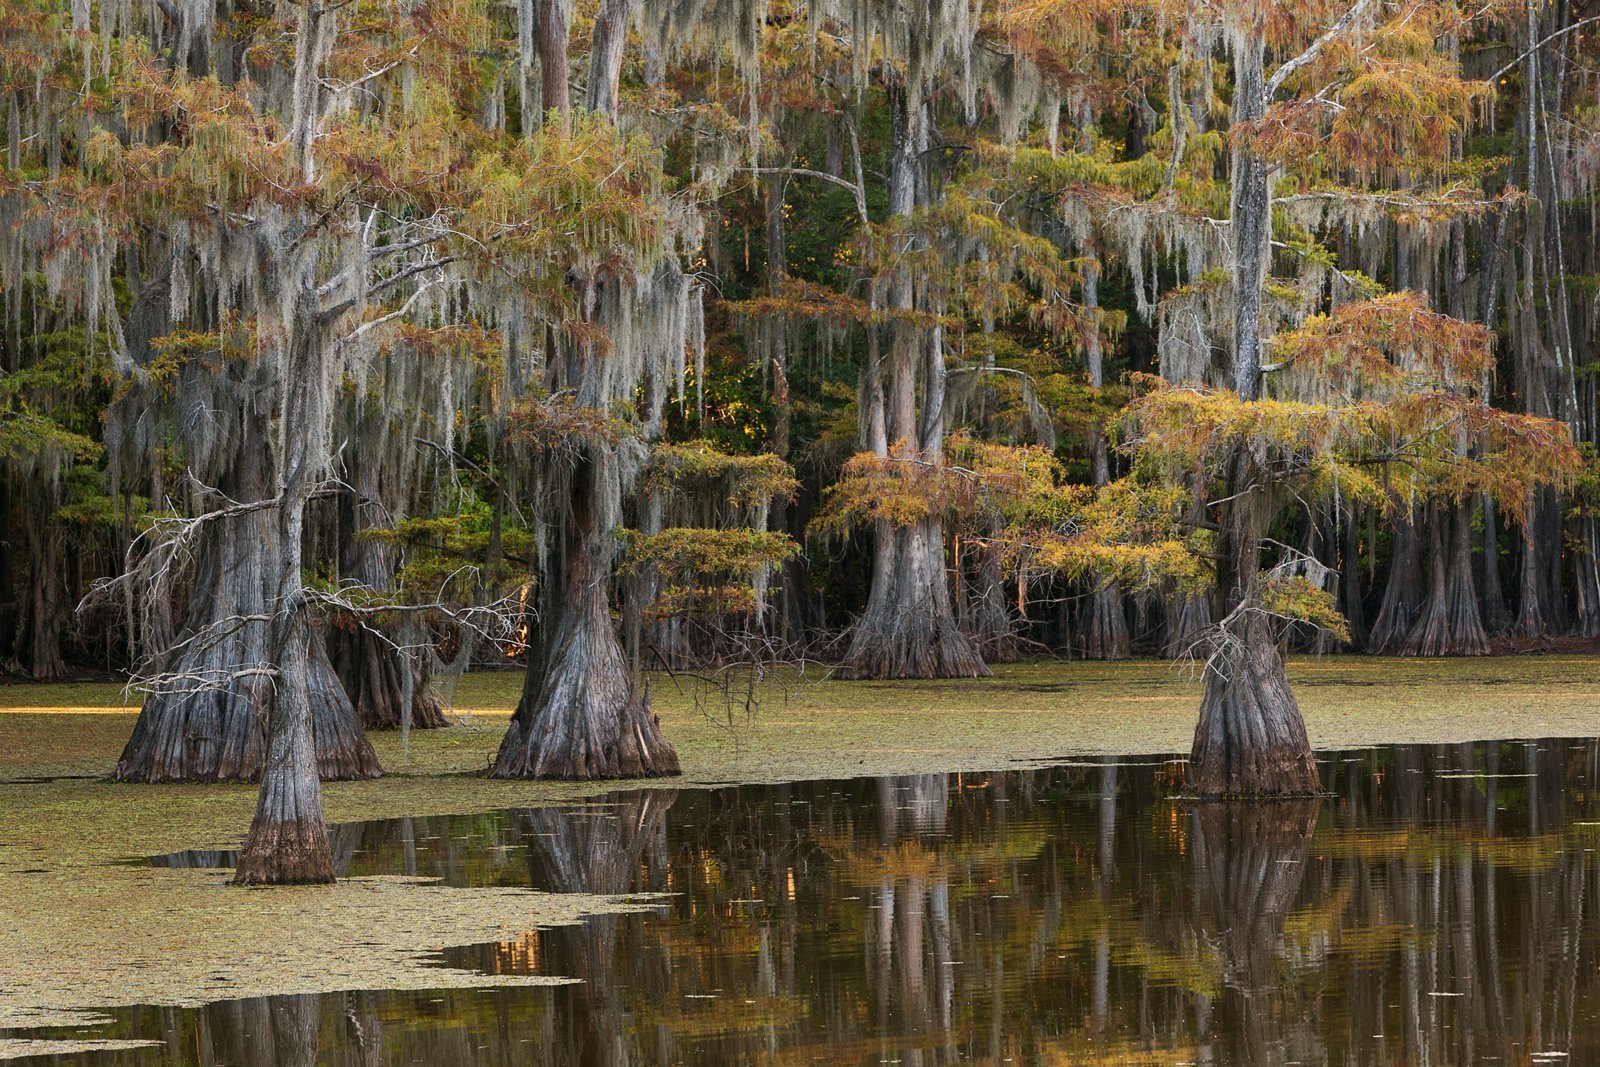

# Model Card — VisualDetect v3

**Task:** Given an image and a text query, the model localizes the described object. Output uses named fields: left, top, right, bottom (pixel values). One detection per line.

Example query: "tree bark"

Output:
left=491, top=449, right=679, bottom=779
left=1189, top=457, right=1321, bottom=796
left=762, top=170, right=812, bottom=647
left=960, top=535, right=1020, bottom=662
left=1081, top=261, right=1129, bottom=661
left=538, top=0, right=571, bottom=122
left=511, top=0, right=680, bottom=779
left=584, top=0, right=636, bottom=120
left=327, top=464, right=446, bottom=730
left=1083, top=578, right=1131, bottom=660
left=838, top=75, right=988, bottom=681
left=19, top=503, right=67, bottom=680
left=1401, top=503, right=1489, bottom=656
left=114, top=409, right=380, bottom=783
left=1339, top=504, right=1368, bottom=648
left=839, top=515, right=989, bottom=679
left=329, top=620, right=447, bottom=730
left=1480, top=494, right=1510, bottom=635
left=1515, top=487, right=1565, bottom=639
left=1187, top=28, right=1318, bottom=796
left=1368, top=517, right=1423, bottom=653
left=234, top=297, right=343, bottom=886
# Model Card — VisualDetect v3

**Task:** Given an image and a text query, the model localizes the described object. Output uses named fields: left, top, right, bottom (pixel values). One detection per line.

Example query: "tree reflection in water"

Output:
left=26, top=739, right=1600, bottom=1065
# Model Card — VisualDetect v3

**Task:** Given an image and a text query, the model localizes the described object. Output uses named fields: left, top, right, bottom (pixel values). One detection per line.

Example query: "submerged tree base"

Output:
left=1189, top=618, right=1321, bottom=797
left=836, top=623, right=993, bottom=681
left=490, top=601, right=680, bottom=781
left=113, top=635, right=383, bottom=784
left=231, top=816, right=336, bottom=886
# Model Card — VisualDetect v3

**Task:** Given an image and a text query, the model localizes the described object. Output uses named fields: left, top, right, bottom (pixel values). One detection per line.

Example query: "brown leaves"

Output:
left=1276, top=292, right=1495, bottom=397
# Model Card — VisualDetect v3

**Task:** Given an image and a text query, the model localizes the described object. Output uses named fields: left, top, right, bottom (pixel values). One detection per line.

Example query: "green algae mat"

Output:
left=3, top=655, right=1600, bottom=1046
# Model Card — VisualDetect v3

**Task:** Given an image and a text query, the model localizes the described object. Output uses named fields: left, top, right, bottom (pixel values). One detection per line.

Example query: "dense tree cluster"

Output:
left=1, top=0, right=1594, bottom=873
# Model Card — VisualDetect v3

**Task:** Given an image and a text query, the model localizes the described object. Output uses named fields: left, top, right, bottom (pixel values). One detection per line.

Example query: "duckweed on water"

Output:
left=2, top=656, right=1600, bottom=1031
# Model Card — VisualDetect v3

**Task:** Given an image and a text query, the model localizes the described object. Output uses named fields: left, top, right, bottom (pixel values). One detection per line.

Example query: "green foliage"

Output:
left=644, top=443, right=797, bottom=507
left=620, top=527, right=798, bottom=618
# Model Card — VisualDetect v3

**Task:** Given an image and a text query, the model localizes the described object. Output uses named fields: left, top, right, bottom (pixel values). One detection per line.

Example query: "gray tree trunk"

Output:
left=234, top=297, right=345, bottom=885
left=491, top=16, right=681, bottom=779
left=1368, top=517, right=1424, bottom=653
left=1187, top=28, right=1318, bottom=796
left=492, top=450, right=680, bottom=779
left=838, top=77, right=987, bottom=680
left=1401, top=503, right=1489, bottom=656
left=115, top=407, right=379, bottom=783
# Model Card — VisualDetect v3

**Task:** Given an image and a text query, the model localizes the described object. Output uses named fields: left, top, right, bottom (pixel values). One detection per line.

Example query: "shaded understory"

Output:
left=2, top=655, right=1600, bottom=1054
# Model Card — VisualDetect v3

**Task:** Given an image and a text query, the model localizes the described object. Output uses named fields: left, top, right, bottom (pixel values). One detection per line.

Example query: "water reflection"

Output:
left=16, top=739, right=1600, bottom=1064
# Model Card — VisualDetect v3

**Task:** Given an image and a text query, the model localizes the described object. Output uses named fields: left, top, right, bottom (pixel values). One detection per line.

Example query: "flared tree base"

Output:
left=836, top=619, right=992, bottom=681
left=1081, top=583, right=1130, bottom=661
left=114, top=633, right=382, bottom=783
left=491, top=604, right=680, bottom=781
left=838, top=518, right=991, bottom=681
left=1188, top=628, right=1321, bottom=797
left=1400, top=607, right=1490, bottom=657
left=1162, top=592, right=1213, bottom=660
left=329, top=622, right=449, bottom=730
left=232, top=816, right=336, bottom=886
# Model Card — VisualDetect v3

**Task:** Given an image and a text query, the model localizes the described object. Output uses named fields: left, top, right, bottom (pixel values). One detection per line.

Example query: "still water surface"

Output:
left=12, top=739, right=1600, bottom=1065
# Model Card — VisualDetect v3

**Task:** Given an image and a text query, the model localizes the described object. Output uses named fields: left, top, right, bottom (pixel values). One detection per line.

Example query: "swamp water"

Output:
left=9, top=739, right=1600, bottom=1065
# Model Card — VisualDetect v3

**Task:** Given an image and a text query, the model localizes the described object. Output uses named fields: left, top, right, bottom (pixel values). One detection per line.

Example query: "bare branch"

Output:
left=1266, top=0, right=1375, bottom=98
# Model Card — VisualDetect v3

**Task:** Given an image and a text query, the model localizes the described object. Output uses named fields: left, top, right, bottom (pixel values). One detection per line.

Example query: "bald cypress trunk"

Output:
left=1083, top=576, right=1131, bottom=660
left=1574, top=514, right=1600, bottom=637
left=1189, top=460, right=1321, bottom=796
left=838, top=78, right=988, bottom=681
left=327, top=465, right=446, bottom=730
left=961, top=535, right=1019, bottom=662
left=491, top=11, right=680, bottom=780
left=115, top=408, right=380, bottom=783
left=1480, top=495, right=1510, bottom=635
left=234, top=301, right=343, bottom=886
left=491, top=450, right=679, bottom=779
left=584, top=0, right=635, bottom=117
left=840, top=516, right=990, bottom=679
left=1339, top=506, right=1368, bottom=649
left=329, top=622, right=446, bottom=730
left=1401, top=503, right=1489, bottom=656
left=0, top=481, right=15, bottom=671
left=1164, top=479, right=1214, bottom=659
left=1368, top=518, right=1423, bottom=653
left=1163, top=589, right=1213, bottom=659
left=1081, top=264, right=1129, bottom=661
left=18, top=503, right=67, bottom=680
left=1516, top=488, right=1565, bottom=639
left=763, top=170, right=812, bottom=648
left=1189, top=29, right=1318, bottom=797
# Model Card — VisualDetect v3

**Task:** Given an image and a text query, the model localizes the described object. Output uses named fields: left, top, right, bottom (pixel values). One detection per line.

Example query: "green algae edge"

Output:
left=3, top=655, right=1600, bottom=1029
left=0, top=863, right=651, bottom=1030
left=0, top=1038, right=166, bottom=1060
